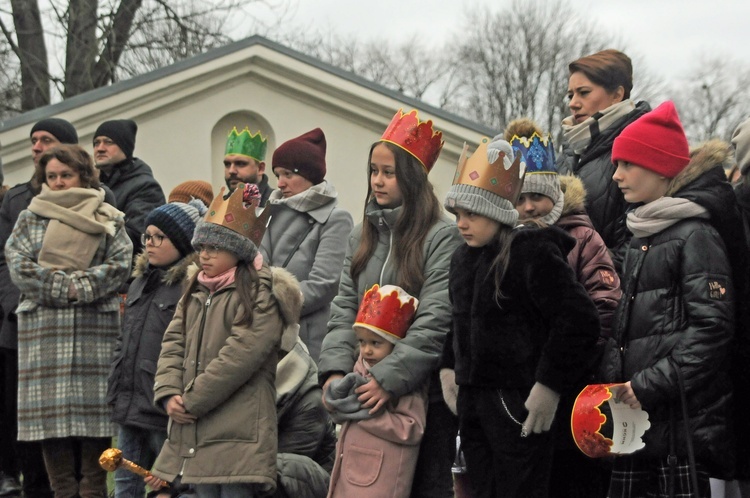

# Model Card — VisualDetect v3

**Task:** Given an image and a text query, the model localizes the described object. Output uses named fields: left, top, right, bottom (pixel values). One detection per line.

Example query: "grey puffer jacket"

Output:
left=260, top=181, right=353, bottom=362
left=319, top=200, right=462, bottom=401
left=557, top=101, right=651, bottom=272
left=601, top=141, right=737, bottom=478
left=107, top=251, right=195, bottom=431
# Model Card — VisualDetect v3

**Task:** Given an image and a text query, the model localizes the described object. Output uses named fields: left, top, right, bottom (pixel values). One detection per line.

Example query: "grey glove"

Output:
left=439, top=368, right=458, bottom=416
left=323, top=372, right=372, bottom=423
left=522, top=382, right=560, bottom=434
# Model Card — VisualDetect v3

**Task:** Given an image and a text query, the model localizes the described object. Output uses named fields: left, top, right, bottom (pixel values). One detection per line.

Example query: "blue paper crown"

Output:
left=510, top=132, right=556, bottom=174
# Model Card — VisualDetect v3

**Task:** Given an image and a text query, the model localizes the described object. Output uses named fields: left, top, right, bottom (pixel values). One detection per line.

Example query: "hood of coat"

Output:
left=512, top=223, right=577, bottom=257
left=271, top=266, right=303, bottom=328
left=132, top=250, right=198, bottom=286
left=667, top=140, right=732, bottom=197
left=276, top=339, right=319, bottom=412
left=559, top=174, right=587, bottom=217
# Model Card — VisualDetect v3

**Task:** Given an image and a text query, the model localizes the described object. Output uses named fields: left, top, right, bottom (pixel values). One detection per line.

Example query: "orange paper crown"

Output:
left=380, top=109, right=444, bottom=172
left=453, top=137, right=525, bottom=205
left=354, top=284, right=419, bottom=342
left=205, top=184, right=271, bottom=247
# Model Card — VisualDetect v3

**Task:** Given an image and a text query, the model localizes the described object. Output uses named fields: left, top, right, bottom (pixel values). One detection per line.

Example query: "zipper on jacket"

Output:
left=379, top=216, right=393, bottom=284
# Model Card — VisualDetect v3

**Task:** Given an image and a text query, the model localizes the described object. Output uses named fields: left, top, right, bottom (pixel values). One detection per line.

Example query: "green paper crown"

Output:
left=225, top=127, right=268, bottom=161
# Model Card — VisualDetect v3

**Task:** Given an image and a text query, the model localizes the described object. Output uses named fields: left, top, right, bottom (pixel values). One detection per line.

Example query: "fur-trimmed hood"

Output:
left=270, top=265, right=304, bottom=332
left=131, top=250, right=198, bottom=286
left=667, top=139, right=733, bottom=197
left=559, top=174, right=587, bottom=217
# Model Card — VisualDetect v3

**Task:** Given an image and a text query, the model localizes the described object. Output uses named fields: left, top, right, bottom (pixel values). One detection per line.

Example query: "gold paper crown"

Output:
left=205, top=184, right=271, bottom=246
left=453, top=137, right=525, bottom=204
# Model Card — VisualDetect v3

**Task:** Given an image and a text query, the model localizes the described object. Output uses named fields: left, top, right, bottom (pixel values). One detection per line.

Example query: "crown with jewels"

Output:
left=509, top=132, right=556, bottom=175
left=453, top=137, right=525, bottom=204
left=205, top=183, right=271, bottom=246
left=225, top=127, right=268, bottom=162
left=380, top=109, right=444, bottom=172
left=354, top=284, right=419, bottom=342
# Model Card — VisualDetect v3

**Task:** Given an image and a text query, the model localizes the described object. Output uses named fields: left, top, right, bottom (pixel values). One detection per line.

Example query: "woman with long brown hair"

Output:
left=319, top=109, right=462, bottom=498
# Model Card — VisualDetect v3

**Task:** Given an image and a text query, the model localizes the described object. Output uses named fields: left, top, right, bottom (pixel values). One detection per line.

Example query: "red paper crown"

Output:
left=354, top=284, right=419, bottom=342
left=380, top=109, right=444, bottom=173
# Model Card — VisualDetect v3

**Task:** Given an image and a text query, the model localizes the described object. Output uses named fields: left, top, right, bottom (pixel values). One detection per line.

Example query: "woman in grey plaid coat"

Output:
left=6, top=144, right=133, bottom=498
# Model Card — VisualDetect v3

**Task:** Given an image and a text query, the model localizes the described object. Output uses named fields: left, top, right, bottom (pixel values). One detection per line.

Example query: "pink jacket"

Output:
left=327, top=356, right=427, bottom=498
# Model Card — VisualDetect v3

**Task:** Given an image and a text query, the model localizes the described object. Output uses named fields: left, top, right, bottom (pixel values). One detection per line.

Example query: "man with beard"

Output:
left=223, top=127, right=274, bottom=205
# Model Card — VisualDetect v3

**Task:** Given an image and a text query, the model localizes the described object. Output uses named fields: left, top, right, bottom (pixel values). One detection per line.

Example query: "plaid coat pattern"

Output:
left=6, top=209, right=133, bottom=440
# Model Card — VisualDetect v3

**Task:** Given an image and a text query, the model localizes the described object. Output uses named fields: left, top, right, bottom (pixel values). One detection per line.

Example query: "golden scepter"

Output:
left=98, top=448, right=168, bottom=487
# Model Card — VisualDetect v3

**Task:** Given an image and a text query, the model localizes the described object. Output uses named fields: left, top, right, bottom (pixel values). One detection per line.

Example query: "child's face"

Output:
left=370, top=143, right=403, bottom=208
left=143, top=224, right=181, bottom=267
left=197, top=245, right=239, bottom=277
left=454, top=207, right=501, bottom=247
left=355, top=327, right=395, bottom=366
left=516, top=193, right=554, bottom=221
left=612, top=161, right=670, bottom=204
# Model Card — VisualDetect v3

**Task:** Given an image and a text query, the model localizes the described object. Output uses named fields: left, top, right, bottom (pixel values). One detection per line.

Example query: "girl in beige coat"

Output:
left=151, top=185, right=301, bottom=498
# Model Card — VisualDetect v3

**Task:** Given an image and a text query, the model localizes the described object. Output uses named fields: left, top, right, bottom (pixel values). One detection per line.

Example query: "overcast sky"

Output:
left=245, top=0, right=750, bottom=84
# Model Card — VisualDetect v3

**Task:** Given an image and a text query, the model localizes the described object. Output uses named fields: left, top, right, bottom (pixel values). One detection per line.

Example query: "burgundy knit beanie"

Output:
left=612, top=101, right=690, bottom=178
left=272, top=128, right=327, bottom=185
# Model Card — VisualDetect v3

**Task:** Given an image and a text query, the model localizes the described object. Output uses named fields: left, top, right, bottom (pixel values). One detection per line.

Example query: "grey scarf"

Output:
left=562, top=100, right=635, bottom=154
left=627, top=197, right=709, bottom=238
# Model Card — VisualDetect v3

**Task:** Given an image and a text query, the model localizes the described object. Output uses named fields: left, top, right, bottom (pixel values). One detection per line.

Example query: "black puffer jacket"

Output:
left=108, top=252, right=193, bottom=431
left=99, top=158, right=165, bottom=254
left=557, top=101, right=651, bottom=271
left=441, top=226, right=600, bottom=395
left=602, top=141, right=740, bottom=478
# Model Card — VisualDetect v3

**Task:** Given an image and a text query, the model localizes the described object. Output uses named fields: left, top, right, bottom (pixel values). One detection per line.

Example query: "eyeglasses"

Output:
left=141, top=233, right=168, bottom=247
left=196, top=245, right=220, bottom=258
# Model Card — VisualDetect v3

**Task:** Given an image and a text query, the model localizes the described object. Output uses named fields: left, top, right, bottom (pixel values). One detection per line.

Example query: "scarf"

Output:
left=626, top=197, right=709, bottom=238
left=540, top=191, right=565, bottom=226
left=27, top=184, right=123, bottom=271
left=562, top=100, right=635, bottom=154
left=197, top=266, right=237, bottom=294
left=267, top=180, right=336, bottom=214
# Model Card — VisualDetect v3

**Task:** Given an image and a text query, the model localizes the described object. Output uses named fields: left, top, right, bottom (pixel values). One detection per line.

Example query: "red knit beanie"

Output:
left=612, top=101, right=690, bottom=178
left=272, top=128, right=327, bottom=185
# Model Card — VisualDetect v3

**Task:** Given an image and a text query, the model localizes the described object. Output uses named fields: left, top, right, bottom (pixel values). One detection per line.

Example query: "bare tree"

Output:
left=279, top=31, right=459, bottom=104
left=0, top=0, right=271, bottom=112
left=446, top=0, right=629, bottom=137
left=673, top=55, right=750, bottom=143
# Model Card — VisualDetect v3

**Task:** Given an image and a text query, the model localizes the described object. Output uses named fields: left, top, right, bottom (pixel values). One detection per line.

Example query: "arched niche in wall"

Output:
left=211, top=111, right=276, bottom=192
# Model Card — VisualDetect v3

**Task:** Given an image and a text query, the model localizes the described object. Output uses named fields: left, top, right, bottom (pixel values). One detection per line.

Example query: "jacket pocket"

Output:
left=196, top=385, right=260, bottom=443
left=343, top=444, right=383, bottom=487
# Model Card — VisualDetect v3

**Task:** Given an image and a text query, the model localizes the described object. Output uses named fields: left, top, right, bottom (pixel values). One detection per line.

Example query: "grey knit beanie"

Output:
left=732, top=118, right=750, bottom=175
left=146, top=199, right=207, bottom=257
left=444, top=135, right=520, bottom=227
left=444, top=183, right=519, bottom=227
left=191, top=220, right=258, bottom=262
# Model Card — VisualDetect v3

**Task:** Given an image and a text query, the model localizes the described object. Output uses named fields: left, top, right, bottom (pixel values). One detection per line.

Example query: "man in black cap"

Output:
left=0, top=118, right=79, bottom=498
left=93, top=119, right=165, bottom=253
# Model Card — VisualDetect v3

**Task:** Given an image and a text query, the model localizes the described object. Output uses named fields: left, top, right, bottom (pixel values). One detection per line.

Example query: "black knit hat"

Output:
left=30, top=118, right=78, bottom=144
left=145, top=200, right=207, bottom=257
left=94, top=119, right=138, bottom=159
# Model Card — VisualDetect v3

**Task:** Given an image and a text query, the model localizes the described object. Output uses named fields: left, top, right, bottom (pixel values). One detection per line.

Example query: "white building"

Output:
left=0, top=36, right=494, bottom=217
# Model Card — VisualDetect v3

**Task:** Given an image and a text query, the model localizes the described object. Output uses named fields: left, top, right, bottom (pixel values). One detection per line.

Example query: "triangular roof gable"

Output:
left=0, top=35, right=493, bottom=137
